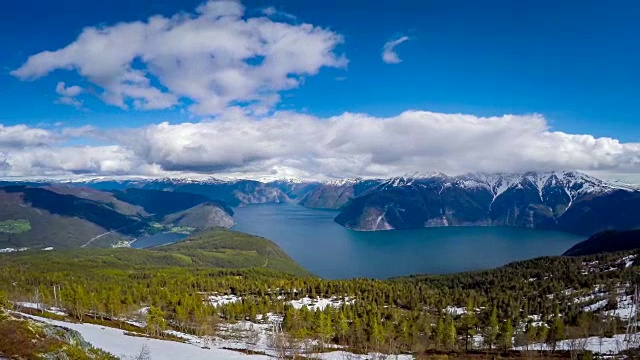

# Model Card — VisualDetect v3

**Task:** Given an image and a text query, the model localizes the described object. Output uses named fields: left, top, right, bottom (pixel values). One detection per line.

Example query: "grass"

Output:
left=0, top=311, right=117, bottom=359
left=0, top=219, right=31, bottom=234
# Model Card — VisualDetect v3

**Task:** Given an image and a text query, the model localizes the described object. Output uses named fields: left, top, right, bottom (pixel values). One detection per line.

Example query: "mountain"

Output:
left=265, top=179, right=321, bottom=200
left=163, top=202, right=234, bottom=229
left=70, top=178, right=299, bottom=207
left=0, top=185, right=234, bottom=249
left=112, top=188, right=231, bottom=218
left=299, top=178, right=384, bottom=209
left=0, top=186, right=147, bottom=249
left=563, top=229, right=640, bottom=256
left=333, top=171, right=640, bottom=235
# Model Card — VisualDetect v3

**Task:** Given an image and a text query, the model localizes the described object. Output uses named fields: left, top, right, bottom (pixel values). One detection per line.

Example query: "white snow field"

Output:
left=20, top=313, right=270, bottom=360
left=20, top=312, right=414, bottom=360
left=517, top=333, right=636, bottom=355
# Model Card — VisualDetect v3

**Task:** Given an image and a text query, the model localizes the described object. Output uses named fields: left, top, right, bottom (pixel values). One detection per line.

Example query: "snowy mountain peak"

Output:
left=324, top=178, right=362, bottom=186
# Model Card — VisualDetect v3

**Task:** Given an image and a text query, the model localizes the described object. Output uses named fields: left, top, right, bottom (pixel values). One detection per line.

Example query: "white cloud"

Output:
left=11, top=0, right=346, bottom=115
left=55, top=82, right=84, bottom=108
left=4, top=111, right=638, bottom=181
left=0, top=125, right=57, bottom=148
left=382, top=36, right=410, bottom=64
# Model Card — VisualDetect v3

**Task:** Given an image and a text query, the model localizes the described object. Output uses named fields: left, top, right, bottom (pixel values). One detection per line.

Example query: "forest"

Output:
left=1, top=240, right=638, bottom=359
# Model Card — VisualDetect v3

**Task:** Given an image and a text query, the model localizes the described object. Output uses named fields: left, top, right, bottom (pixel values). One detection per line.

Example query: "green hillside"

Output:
left=0, top=228, right=310, bottom=277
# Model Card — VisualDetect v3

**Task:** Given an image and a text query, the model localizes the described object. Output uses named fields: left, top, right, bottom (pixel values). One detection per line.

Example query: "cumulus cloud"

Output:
left=0, top=125, right=57, bottom=148
left=11, top=0, right=346, bottom=114
left=382, top=36, right=410, bottom=64
left=2, top=111, right=638, bottom=180
left=55, top=82, right=84, bottom=108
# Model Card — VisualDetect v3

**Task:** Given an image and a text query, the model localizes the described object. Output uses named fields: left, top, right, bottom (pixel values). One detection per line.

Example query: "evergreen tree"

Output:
left=461, top=301, right=477, bottom=350
left=484, top=305, right=499, bottom=350
left=335, top=310, right=349, bottom=342
left=499, top=319, right=514, bottom=352
left=434, top=316, right=445, bottom=349
left=445, top=315, right=457, bottom=350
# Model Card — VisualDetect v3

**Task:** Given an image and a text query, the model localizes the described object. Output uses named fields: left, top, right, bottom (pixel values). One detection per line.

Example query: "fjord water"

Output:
left=131, top=232, right=188, bottom=249
left=232, top=203, right=584, bottom=279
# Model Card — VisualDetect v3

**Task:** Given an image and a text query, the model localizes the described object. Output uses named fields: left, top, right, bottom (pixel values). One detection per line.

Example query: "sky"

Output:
left=1, top=0, right=639, bottom=181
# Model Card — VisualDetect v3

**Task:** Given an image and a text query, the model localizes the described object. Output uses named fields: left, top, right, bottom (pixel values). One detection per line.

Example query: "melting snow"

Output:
left=289, top=296, right=355, bottom=311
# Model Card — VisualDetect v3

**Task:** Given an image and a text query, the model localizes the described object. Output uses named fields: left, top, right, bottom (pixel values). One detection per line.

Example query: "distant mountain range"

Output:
left=1, top=171, right=638, bottom=241
left=330, top=171, right=640, bottom=235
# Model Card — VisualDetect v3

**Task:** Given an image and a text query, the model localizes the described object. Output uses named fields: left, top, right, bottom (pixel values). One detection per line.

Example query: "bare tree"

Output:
left=126, top=344, right=151, bottom=360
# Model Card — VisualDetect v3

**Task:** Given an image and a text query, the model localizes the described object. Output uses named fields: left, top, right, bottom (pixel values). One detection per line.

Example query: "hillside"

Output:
left=563, top=229, right=640, bottom=256
left=1, top=242, right=639, bottom=358
left=0, top=186, right=234, bottom=249
left=163, top=202, right=235, bottom=229
left=0, top=228, right=310, bottom=277
left=0, top=186, right=146, bottom=249
left=112, top=188, right=231, bottom=218
left=0, top=311, right=116, bottom=359
left=299, top=178, right=383, bottom=209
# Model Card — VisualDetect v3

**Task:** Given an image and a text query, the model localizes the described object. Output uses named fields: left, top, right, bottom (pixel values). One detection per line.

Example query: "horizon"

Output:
left=3, top=169, right=639, bottom=187
left=1, top=0, right=639, bottom=182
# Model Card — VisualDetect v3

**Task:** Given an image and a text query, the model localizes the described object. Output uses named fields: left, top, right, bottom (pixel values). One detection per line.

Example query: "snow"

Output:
left=444, top=306, right=467, bottom=316
left=288, top=296, right=355, bottom=311
left=583, top=300, right=608, bottom=312
left=325, top=178, right=361, bottom=186
left=42, top=247, right=54, bottom=251
left=605, top=294, right=636, bottom=320
left=19, top=313, right=272, bottom=360
left=209, top=294, right=242, bottom=307
left=311, top=351, right=413, bottom=359
left=15, top=302, right=66, bottom=316
left=0, top=247, right=28, bottom=253
left=517, top=333, right=635, bottom=355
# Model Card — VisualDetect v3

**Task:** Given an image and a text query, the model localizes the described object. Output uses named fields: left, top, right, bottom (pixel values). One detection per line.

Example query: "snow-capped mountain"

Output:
left=305, top=171, right=640, bottom=235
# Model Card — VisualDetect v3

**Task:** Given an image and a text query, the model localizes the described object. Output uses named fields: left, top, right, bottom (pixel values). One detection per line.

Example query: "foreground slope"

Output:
left=0, top=228, right=310, bottom=277
left=0, top=311, right=116, bottom=359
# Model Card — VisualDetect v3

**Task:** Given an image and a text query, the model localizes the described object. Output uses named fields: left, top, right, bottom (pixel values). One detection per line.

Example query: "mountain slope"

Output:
left=0, top=186, right=146, bottom=249
left=0, top=186, right=235, bottom=249
left=563, top=229, right=640, bottom=256
left=0, top=228, right=310, bottom=277
left=138, top=178, right=290, bottom=206
left=112, top=188, right=220, bottom=217
left=163, top=202, right=234, bottom=229
left=299, top=178, right=384, bottom=209
left=333, top=171, right=640, bottom=235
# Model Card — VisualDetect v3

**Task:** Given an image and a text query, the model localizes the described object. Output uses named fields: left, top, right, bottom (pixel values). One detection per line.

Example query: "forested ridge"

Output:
left=1, top=233, right=639, bottom=359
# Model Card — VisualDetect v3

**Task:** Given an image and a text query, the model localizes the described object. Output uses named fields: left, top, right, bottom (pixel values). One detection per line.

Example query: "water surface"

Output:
left=232, top=203, right=584, bottom=279
left=131, top=232, right=188, bottom=249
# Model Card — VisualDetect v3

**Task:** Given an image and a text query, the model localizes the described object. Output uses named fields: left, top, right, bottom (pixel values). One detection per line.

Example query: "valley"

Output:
left=0, top=172, right=638, bottom=359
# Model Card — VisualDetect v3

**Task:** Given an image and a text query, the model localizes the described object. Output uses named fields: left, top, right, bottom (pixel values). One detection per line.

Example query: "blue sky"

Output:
left=1, top=0, right=639, bottom=179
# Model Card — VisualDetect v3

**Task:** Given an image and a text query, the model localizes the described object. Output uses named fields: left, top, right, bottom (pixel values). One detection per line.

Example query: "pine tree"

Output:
left=335, top=310, right=349, bottom=342
left=500, top=319, right=514, bottom=352
left=146, top=306, right=166, bottom=337
left=484, top=305, right=499, bottom=350
left=434, top=316, right=445, bottom=349
left=445, top=315, right=457, bottom=350
left=461, top=301, right=477, bottom=350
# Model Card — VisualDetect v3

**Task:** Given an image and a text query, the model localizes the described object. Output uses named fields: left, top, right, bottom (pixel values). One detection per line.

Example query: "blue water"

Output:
left=232, top=203, right=585, bottom=279
left=131, top=232, right=188, bottom=249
